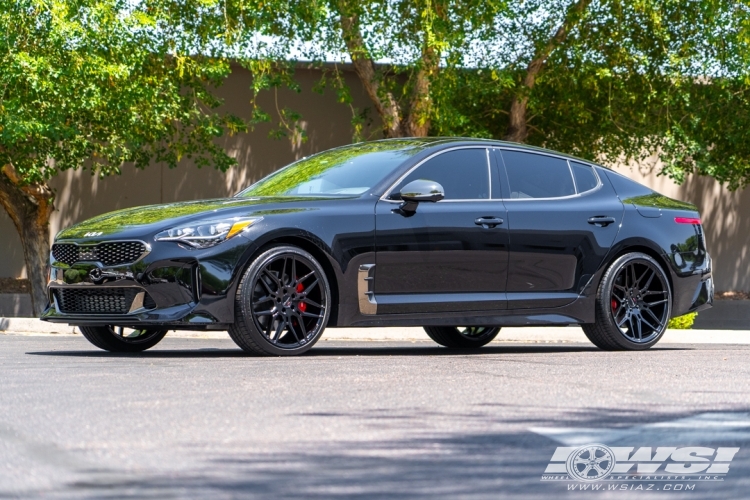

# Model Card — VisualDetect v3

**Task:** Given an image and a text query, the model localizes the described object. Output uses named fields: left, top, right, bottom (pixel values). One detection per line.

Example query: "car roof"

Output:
left=371, top=137, right=607, bottom=168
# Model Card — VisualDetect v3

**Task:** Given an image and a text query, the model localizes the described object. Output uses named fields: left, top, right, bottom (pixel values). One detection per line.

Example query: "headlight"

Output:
left=155, top=217, right=262, bottom=248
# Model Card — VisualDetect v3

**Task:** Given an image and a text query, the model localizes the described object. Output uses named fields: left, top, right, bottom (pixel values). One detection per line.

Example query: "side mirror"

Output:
left=398, top=179, right=445, bottom=213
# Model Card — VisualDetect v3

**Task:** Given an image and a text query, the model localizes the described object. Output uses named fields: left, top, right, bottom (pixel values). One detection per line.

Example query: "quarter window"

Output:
left=392, top=149, right=490, bottom=200
left=570, top=161, right=599, bottom=193
left=500, top=151, right=575, bottom=199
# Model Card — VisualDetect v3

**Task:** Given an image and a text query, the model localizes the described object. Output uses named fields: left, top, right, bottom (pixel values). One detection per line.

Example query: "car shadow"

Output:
left=25, top=343, right=689, bottom=358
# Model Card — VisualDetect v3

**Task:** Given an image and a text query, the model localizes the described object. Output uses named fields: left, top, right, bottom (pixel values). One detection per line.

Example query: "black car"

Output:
left=42, top=138, right=713, bottom=355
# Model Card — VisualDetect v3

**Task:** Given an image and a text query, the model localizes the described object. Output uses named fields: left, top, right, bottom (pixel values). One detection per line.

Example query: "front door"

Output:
left=495, top=149, right=623, bottom=309
left=373, top=147, right=509, bottom=314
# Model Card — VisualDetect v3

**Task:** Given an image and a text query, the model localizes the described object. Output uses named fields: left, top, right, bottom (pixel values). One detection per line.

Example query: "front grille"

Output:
left=51, top=244, right=78, bottom=265
left=52, top=241, right=147, bottom=266
left=53, top=288, right=140, bottom=314
left=97, top=242, right=146, bottom=266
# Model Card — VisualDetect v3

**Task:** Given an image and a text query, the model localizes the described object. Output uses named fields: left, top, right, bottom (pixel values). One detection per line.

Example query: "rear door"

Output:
left=495, top=149, right=623, bottom=309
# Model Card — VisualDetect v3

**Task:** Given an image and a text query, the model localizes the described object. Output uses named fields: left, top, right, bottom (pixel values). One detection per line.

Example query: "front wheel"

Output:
left=229, top=245, right=331, bottom=356
left=79, top=326, right=168, bottom=352
left=583, top=252, right=672, bottom=350
left=424, top=326, right=501, bottom=349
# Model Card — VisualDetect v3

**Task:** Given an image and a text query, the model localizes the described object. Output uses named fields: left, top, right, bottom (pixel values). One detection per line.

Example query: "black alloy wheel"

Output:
left=229, top=245, right=331, bottom=355
left=79, top=326, right=168, bottom=352
left=424, top=326, right=501, bottom=348
left=583, top=252, right=672, bottom=350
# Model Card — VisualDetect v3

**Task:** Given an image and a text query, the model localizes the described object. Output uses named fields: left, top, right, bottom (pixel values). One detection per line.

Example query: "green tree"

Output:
left=222, top=1, right=750, bottom=187
left=0, top=0, right=244, bottom=314
left=185, top=0, right=505, bottom=140
left=431, top=0, right=750, bottom=188
left=309, top=0, right=505, bottom=139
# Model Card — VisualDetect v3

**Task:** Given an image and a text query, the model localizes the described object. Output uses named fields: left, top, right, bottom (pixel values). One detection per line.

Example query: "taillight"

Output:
left=675, top=217, right=701, bottom=225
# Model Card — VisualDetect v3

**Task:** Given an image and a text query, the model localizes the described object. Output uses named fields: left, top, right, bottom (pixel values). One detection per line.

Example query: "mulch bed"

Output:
left=0, top=278, right=31, bottom=294
left=716, top=291, right=750, bottom=300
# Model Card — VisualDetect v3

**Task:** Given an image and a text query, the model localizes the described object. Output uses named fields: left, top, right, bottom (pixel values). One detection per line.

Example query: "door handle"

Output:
left=588, top=216, right=616, bottom=227
left=475, top=217, right=504, bottom=228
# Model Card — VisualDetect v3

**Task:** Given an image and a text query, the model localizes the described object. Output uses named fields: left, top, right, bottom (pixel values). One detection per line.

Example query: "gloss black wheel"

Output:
left=229, top=245, right=331, bottom=356
left=79, top=326, right=167, bottom=352
left=583, top=252, right=672, bottom=350
left=423, top=326, right=501, bottom=348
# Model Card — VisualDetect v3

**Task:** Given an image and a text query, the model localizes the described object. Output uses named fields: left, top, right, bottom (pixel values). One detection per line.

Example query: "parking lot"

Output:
left=1, top=334, right=749, bottom=499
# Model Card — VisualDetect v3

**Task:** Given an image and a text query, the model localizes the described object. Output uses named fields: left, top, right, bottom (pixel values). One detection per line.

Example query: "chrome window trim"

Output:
left=380, top=146, right=493, bottom=203
left=567, top=158, right=603, bottom=196
left=567, top=160, right=578, bottom=193
left=497, top=147, right=603, bottom=201
left=380, top=198, right=500, bottom=204
left=487, top=148, right=493, bottom=200
left=51, top=239, right=152, bottom=267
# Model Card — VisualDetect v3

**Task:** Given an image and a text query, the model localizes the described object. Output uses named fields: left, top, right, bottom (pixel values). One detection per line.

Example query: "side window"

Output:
left=570, top=161, right=599, bottom=193
left=392, top=149, right=489, bottom=200
left=500, top=151, right=575, bottom=199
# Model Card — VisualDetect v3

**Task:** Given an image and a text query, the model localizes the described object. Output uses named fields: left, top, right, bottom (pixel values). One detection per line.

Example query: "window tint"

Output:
left=570, top=161, right=598, bottom=193
left=501, top=151, right=575, bottom=199
left=393, top=149, right=489, bottom=200
left=605, top=169, right=653, bottom=199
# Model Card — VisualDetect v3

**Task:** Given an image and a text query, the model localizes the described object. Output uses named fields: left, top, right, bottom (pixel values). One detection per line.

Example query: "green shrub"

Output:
left=667, top=312, right=698, bottom=329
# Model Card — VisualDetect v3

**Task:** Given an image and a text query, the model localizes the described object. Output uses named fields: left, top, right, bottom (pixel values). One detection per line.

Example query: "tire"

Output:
left=424, top=326, right=501, bottom=349
left=229, top=245, right=331, bottom=356
left=582, top=252, right=672, bottom=351
left=79, top=326, right=168, bottom=352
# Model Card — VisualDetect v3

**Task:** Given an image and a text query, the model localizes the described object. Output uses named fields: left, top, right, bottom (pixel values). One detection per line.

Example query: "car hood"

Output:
left=55, top=196, right=337, bottom=241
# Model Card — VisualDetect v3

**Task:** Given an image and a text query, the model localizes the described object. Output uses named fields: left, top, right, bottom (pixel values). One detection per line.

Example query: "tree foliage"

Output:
left=0, top=0, right=244, bottom=313
left=431, top=0, right=750, bottom=189
left=0, top=0, right=243, bottom=183
left=199, top=0, right=750, bottom=188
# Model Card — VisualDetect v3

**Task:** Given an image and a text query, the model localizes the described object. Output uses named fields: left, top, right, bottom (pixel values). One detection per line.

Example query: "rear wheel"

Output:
left=583, top=252, right=671, bottom=350
left=229, top=245, right=331, bottom=356
left=424, top=326, right=501, bottom=349
left=79, top=326, right=167, bottom=352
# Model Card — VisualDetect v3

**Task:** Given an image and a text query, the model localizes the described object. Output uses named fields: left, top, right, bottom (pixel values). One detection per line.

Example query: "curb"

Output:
left=1, top=318, right=749, bottom=344
left=0, top=318, right=79, bottom=335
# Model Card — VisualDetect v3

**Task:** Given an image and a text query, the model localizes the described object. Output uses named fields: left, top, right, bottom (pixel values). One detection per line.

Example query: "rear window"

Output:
left=500, top=151, right=575, bottom=199
left=570, top=161, right=599, bottom=193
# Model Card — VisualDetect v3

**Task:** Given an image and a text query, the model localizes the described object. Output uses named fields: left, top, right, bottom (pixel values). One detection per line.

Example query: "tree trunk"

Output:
left=404, top=45, right=438, bottom=137
left=504, top=0, right=592, bottom=143
left=0, top=164, right=54, bottom=317
left=504, top=59, right=543, bottom=143
left=339, top=9, right=403, bottom=138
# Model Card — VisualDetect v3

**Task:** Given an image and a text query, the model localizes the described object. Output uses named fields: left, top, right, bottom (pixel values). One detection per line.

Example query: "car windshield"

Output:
left=236, top=140, right=428, bottom=197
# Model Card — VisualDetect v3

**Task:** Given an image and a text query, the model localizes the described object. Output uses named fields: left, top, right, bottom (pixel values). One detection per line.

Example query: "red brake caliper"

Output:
left=296, top=282, right=307, bottom=312
left=611, top=298, right=618, bottom=311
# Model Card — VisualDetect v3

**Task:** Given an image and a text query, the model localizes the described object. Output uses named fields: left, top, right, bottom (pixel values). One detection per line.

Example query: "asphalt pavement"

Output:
left=1, top=335, right=750, bottom=499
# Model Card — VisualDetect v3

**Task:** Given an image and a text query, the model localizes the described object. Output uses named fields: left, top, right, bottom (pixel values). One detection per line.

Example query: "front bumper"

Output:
left=41, top=236, right=257, bottom=329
